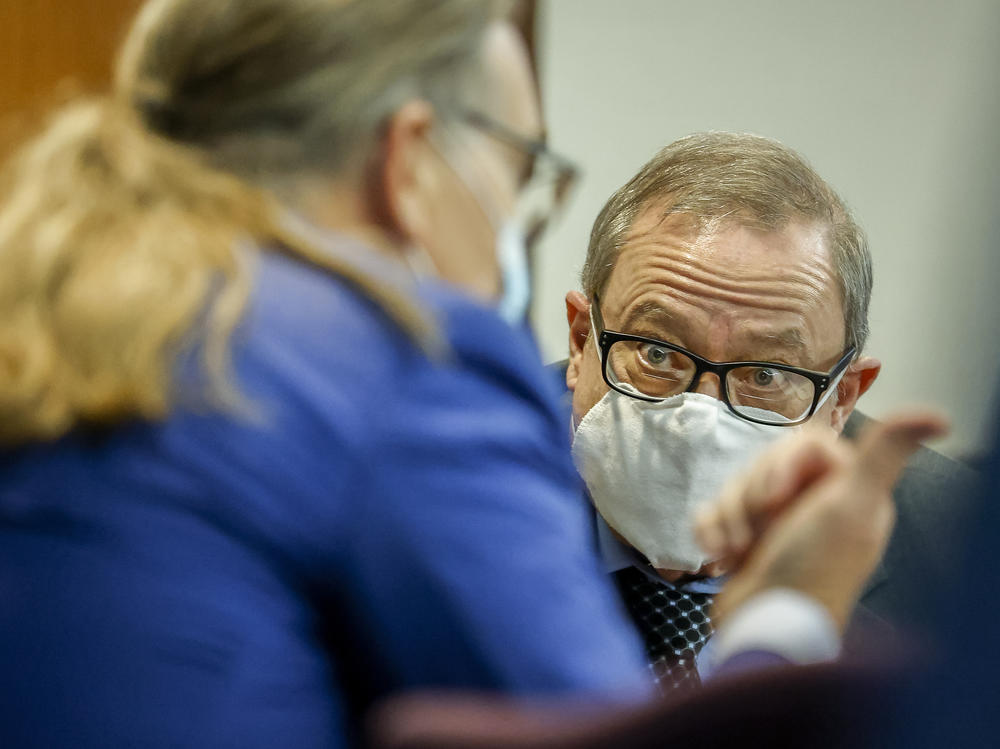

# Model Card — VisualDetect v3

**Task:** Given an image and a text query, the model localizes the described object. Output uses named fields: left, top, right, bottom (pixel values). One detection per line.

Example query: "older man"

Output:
left=0, top=0, right=953, bottom=742
left=564, top=132, right=975, bottom=692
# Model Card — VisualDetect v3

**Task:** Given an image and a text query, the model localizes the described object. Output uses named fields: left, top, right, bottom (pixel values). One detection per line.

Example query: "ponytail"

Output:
left=0, top=99, right=439, bottom=446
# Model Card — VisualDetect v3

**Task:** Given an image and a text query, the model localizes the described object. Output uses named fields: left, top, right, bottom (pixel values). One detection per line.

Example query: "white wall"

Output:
left=533, top=0, right=1000, bottom=459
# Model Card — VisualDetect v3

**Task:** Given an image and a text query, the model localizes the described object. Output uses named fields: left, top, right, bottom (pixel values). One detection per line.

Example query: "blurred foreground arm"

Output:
left=695, top=412, right=948, bottom=670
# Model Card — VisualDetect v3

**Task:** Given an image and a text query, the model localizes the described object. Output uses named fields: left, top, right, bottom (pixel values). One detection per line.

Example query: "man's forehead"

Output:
left=601, top=209, right=847, bottom=365
left=619, top=296, right=813, bottom=358
left=622, top=302, right=807, bottom=347
left=624, top=204, right=827, bottom=255
left=608, top=208, right=837, bottom=295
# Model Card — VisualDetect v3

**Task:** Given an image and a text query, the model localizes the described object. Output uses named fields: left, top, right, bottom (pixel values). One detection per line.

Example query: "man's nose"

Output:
left=691, top=372, right=724, bottom=400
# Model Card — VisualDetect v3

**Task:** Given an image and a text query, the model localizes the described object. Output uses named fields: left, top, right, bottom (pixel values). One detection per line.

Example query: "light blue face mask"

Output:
left=494, top=220, right=532, bottom=326
left=418, top=129, right=538, bottom=328
left=405, top=215, right=532, bottom=327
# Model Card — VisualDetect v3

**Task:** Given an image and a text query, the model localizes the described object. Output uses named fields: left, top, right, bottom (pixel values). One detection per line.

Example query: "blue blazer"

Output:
left=0, top=249, right=650, bottom=749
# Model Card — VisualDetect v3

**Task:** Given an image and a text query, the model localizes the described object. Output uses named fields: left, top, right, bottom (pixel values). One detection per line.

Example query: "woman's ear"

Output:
left=372, top=99, right=436, bottom=243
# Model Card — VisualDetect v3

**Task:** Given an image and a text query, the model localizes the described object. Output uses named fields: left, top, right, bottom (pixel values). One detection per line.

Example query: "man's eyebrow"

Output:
left=620, top=302, right=676, bottom=332
left=620, top=303, right=809, bottom=357
left=745, top=327, right=807, bottom=352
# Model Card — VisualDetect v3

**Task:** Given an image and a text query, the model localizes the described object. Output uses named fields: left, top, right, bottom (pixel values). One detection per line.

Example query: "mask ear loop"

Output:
left=588, top=300, right=603, bottom=358
left=426, top=124, right=506, bottom=232
left=426, top=123, right=533, bottom=326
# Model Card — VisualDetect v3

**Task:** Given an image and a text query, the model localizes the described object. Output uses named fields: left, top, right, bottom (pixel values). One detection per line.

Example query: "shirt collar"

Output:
left=593, top=509, right=726, bottom=594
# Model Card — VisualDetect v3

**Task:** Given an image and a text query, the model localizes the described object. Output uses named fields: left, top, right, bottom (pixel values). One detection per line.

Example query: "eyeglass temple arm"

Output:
left=588, top=296, right=604, bottom=358
left=813, top=348, right=857, bottom=412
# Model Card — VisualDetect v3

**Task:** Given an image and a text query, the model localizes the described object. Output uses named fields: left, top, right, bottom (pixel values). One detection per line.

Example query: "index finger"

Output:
left=853, top=410, right=950, bottom=494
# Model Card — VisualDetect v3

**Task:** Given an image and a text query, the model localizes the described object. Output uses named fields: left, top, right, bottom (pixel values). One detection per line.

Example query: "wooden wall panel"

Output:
left=0, top=0, right=142, bottom=120
left=0, top=0, right=537, bottom=119
left=0, top=0, right=537, bottom=150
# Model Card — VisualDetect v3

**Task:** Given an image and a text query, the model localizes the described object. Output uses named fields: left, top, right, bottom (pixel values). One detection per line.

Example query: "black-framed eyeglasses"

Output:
left=590, top=294, right=856, bottom=426
left=463, top=110, right=579, bottom=247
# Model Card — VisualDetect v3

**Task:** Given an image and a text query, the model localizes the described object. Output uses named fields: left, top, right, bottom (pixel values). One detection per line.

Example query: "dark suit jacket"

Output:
left=843, top=412, right=979, bottom=641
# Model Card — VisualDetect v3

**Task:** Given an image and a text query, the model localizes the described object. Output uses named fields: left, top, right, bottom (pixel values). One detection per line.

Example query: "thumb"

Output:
left=853, top=410, right=950, bottom=494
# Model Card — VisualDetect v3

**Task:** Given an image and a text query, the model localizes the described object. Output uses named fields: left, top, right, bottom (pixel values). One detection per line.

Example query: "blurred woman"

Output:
left=0, top=2, right=650, bottom=747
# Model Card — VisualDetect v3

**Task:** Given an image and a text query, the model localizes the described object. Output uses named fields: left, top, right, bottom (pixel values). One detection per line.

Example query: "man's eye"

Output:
left=641, top=343, right=676, bottom=369
left=644, top=345, right=670, bottom=366
left=752, top=368, right=780, bottom=387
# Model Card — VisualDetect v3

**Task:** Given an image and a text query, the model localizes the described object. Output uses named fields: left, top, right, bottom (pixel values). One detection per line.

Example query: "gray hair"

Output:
left=0, top=0, right=515, bottom=445
left=118, top=0, right=511, bottom=185
left=581, top=132, right=872, bottom=354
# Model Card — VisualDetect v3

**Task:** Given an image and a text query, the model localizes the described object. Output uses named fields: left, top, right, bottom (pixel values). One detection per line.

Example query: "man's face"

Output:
left=567, top=207, right=878, bottom=434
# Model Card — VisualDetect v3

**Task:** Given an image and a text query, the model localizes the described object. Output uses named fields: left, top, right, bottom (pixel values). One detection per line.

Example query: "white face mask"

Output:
left=571, top=390, right=797, bottom=573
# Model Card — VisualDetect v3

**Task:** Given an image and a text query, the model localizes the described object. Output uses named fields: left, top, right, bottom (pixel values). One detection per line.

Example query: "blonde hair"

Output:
left=0, top=0, right=507, bottom=446
left=582, top=132, right=872, bottom=354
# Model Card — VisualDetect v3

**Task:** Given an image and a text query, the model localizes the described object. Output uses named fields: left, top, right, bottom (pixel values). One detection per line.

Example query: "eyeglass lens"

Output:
left=605, top=339, right=816, bottom=423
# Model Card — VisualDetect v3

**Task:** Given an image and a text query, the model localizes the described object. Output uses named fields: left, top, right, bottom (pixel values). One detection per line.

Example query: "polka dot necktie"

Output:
left=612, top=566, right=715, bottom=693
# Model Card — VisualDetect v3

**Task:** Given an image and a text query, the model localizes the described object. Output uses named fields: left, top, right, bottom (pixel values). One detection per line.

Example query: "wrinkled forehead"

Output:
left=603, top=208, right=847, bottom=363
left=624, top=196, right=820, bottom=245
left=617, top=200, right=839, bottom=285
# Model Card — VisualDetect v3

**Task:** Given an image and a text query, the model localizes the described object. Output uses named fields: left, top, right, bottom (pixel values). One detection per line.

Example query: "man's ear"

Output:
left=565, top=290, right=591, bottom=392
left=830, top=355, right=881, bottom=432
left=372, top=99, right=436, bottom=243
